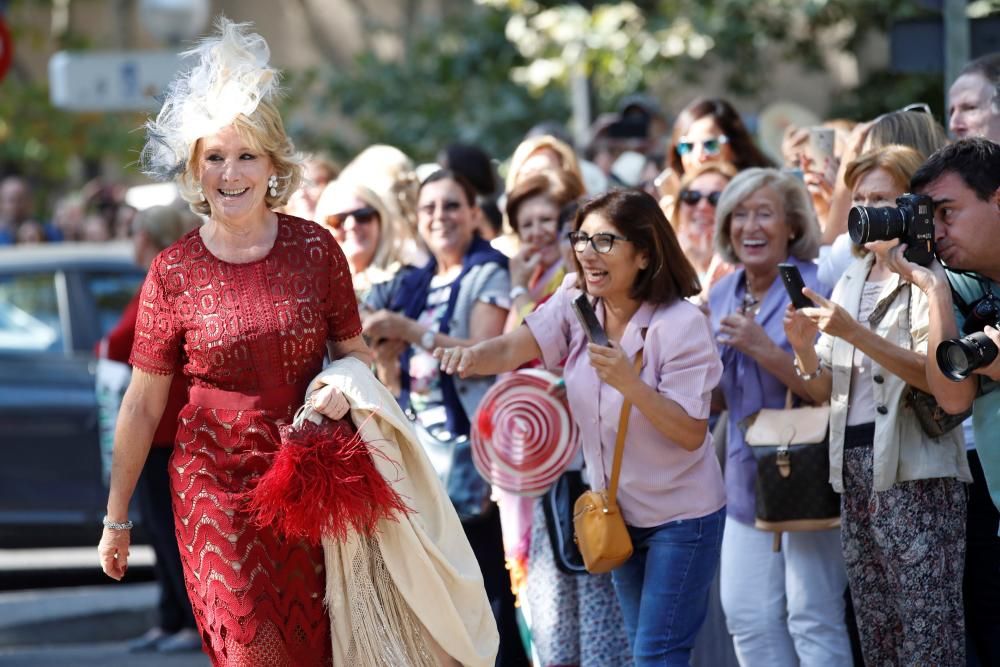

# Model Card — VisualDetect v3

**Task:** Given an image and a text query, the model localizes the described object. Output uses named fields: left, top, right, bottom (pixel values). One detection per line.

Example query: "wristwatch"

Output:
left=509, top=285, right=529, bottom=301
left=793, top=358, right=825, bottom=381
left=420, top=328, right=437, bottom=351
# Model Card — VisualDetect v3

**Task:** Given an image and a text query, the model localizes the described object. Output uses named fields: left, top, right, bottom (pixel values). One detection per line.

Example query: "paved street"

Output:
left=0, top=547, right=208, bottom=666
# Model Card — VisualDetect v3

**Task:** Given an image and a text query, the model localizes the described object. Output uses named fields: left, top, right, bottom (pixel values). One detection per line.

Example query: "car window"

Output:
left=84, top=271, right=145, bottom=338
left=0, top=272, right=62, bottom=352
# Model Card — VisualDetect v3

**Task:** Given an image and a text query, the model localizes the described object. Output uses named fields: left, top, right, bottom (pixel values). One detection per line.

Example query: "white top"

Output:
left=846, top=279, right=887, bottom=426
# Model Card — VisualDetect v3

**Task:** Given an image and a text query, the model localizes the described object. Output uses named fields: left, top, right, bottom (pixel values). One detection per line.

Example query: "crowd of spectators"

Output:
left=7, top=43, right=1000, bottom=667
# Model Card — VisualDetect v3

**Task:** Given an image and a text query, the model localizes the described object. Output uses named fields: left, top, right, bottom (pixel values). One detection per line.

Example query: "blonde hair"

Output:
left=505, top=135, right=584, bottom=192
left=179, top=100, right=303, bottom=216
left=714, top=167, right=821, bottom=264
left=339, top=144, right=420, bottom=234
left=862, top=111, right=948, bottom=158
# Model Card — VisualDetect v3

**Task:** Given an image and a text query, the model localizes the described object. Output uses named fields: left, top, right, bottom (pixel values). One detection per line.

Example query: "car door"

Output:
left=0, top=268, right=101, bottom=542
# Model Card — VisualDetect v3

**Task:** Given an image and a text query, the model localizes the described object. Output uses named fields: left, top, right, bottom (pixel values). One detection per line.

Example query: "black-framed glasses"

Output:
left=676, top=135, right=729, bottom=157
left=326, top=206, right=379, bottom=230
left=567, top=231, right=630, bottom=254
left=679, top=189, right=723, bottom=207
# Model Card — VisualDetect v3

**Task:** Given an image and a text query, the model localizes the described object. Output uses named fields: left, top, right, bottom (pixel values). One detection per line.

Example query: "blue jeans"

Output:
left=611, top=507, right=725, bottom=666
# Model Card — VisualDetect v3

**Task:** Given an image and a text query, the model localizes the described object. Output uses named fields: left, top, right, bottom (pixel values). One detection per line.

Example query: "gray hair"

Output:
left=714, top=167, right=821, bottom=264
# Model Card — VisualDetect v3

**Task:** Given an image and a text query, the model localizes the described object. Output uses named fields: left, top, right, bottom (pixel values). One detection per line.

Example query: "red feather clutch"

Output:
left=247, top=410, right=410, bottom=545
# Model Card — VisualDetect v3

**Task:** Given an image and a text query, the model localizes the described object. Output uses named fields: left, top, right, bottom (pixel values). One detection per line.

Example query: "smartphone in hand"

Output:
left=571, top=294, right=611, bottom=347
left=806, top=127, right=836, bottom=166
left=778, top=263, right=815, bottom=309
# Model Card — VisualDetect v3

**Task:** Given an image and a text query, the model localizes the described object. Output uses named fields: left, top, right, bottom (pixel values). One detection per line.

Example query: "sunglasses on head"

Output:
left=676, top=135, right=729, bottom=157
left=326, top=206, right=378, bottom=230
left=679, top=189, right=722, bottom=206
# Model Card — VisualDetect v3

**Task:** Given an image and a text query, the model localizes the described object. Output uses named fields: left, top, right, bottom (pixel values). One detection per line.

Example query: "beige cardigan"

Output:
left=816, top=254, right=971, bottom=493
left=306, top=357, right=499, bottom=667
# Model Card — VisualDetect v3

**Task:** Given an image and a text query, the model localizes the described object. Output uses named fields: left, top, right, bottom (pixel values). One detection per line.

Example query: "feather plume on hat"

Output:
left=140, top=17, right=280, bottom=181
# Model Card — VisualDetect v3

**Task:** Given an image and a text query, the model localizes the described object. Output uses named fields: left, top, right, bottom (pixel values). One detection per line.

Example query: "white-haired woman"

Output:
left=707, top=168, right=852, bottom=666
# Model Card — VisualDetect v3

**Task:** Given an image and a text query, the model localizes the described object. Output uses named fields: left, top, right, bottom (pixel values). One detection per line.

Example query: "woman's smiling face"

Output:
left=729, top=185, right=792, bottom=272
left=196, top=124, right=274, bottom=224
left=516, top=194, right=562, bottom=267
left=574, top=212, right=647, bottom=302
left=417, top=178, right=476, bottom=262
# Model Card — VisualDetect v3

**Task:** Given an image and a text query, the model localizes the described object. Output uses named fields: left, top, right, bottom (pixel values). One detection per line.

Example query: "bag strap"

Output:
left=606, top=350, right=644, bottom=507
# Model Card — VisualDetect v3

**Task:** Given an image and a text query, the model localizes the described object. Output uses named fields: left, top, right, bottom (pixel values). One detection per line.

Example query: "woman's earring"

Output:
left=268, top=174, right=278, bottom=198
left=196, top=185, right=206, bottom=202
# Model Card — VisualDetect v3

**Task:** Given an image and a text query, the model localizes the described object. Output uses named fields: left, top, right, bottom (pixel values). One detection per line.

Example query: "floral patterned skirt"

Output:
left=525, top=501, right=632, bottom=667
left=841, top=446, right=966, bottom=667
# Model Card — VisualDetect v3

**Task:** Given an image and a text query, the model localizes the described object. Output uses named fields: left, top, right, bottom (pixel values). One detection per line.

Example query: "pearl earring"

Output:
left=196, top=185, right=205, bottom=202
left=268, top=174, right=278, bottom=198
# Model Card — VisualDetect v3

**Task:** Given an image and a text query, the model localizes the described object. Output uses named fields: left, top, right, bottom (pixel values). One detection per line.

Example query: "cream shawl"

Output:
left=306, top=357, right=499, bottom=667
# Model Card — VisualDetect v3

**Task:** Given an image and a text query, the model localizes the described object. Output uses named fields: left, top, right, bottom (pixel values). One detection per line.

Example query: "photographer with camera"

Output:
left=784, top=145, right=971, bottom=666
left=884, top=137, right=1000, bottom=666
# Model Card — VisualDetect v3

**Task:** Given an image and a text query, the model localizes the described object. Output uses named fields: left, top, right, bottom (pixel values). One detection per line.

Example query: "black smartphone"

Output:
left=778, top=263, right=815, bottom=309
left=571, top=294, right=610, bottom=346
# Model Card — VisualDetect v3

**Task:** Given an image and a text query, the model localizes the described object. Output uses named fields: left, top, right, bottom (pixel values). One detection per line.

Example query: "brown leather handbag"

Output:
left=572, top=351, right=642, bottom=574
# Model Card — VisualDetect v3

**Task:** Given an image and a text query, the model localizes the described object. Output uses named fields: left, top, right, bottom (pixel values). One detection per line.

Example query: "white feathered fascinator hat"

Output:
left=140, top=17, right=282, bottom=182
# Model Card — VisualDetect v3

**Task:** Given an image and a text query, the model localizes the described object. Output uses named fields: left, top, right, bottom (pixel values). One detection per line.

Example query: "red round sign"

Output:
left=0, top=17, right=12, bottom=83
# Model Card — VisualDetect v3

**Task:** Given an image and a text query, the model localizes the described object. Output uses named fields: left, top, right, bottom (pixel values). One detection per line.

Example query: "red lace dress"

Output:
left=130, top=214, right=362, bottom=666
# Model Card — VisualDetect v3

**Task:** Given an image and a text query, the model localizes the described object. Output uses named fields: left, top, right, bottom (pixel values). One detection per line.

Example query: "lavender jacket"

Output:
left=708, top=256, right=830, bottom=525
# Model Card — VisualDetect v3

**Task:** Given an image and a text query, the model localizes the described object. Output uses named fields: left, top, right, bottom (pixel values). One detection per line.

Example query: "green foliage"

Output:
left=314, top=3, right=570, bottom=163
left=0, top=0, right=146, bottom=192
left=484, top=0, right=938, bottom=112
left=0, top=79, right=146, bottom=185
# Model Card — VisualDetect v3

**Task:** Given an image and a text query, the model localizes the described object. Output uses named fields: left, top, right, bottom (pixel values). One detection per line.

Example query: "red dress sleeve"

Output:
left=325, top=234, right=363, bottom=342
left=130, top=255, right=183, bottom=375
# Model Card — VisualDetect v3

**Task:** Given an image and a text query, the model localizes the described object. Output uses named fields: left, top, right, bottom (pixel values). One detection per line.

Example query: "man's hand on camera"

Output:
left=973, top=325, right=1000, bottom=381
left=883, top=243, right=948, bottom=295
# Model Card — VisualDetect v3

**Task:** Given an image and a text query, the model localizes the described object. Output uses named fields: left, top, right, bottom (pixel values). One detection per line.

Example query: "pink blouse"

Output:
left=524, top=274, right=726, bottom=527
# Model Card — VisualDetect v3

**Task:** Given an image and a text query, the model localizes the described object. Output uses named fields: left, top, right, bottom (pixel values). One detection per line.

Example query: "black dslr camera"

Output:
left=848, top=193, right=935, bottom=266
left=937, top=293, right=1000, bottom=381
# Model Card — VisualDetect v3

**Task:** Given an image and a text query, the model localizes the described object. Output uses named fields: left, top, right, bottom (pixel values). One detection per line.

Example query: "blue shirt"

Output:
left=709, top=257, right=830, bottom=525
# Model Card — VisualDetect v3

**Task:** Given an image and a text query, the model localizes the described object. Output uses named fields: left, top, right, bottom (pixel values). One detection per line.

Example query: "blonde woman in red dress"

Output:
left=98, top=20, right=371, bottom=665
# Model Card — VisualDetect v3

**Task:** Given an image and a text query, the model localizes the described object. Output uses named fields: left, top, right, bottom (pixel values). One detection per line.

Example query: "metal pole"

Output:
left=943, top=0, right=969, bottom=93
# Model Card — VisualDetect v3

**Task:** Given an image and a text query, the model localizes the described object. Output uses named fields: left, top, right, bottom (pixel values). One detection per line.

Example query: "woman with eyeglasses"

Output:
left=435, top=188, right=727, bottom=666
left=784, top=145, right=970, bottom=667
left=362, top=169, right=529, bottom=666
left=707, top=168, right=852, bottom=666
left=670, top=162, right=738, bottom=298
left=495, top=171, right=632, bottom=667
left=314, top=178, right=415, bottom=301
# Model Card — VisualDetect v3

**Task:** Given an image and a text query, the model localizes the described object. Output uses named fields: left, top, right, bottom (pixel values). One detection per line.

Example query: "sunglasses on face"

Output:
left=676, top=135, right=729, bottom=157
left=325, top=206, right=378, bottom=230
left=679, top=189, right=723, bottom=206
left=567, top=230, right=630, bottom=254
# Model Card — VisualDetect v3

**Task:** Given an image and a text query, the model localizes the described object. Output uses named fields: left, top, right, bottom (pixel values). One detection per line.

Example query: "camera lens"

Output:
left=848, top=205, right=907, bottom=245
left=936, top=331, right=1000, bottom=381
